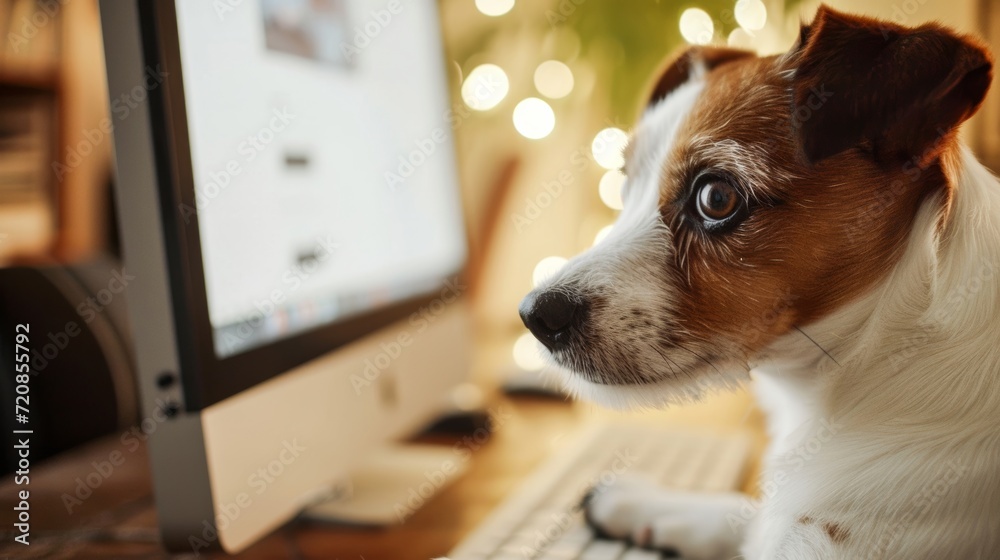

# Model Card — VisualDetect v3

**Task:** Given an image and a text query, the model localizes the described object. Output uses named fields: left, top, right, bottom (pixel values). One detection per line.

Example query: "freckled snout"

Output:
left=519, top=290, right=584, bottom=350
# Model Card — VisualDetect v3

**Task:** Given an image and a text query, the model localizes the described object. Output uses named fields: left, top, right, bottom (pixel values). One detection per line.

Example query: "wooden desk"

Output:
left=0, top=392, right=764, bottom=559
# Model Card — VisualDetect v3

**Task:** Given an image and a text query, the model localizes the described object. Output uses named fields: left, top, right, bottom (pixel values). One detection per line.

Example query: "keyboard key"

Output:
left=448, top=424, right=752, bottom=560
left=579, top=539, right=627, bottom=559
left=620, top=548, right=663, bottom=560
left=542, top=526, right=592, bottom=558
left=543, top=539, right=590, bottom=559
left=489, top=553, right=532, bottom=560
left=501, top=537, right=541, bottom=555
left=559, top=524, right=592, bottom=543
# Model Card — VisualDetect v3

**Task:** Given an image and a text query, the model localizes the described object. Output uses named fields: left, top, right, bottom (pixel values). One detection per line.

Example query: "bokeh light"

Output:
left=513, top=98, right=556, bottom=139
left=591, top=127, right=628, bottom=170
left=534, top=60, right=575, bottom=99
left=475, top=0, right=514, bottom=17
left=513, top=332, right=546, bottom=370
left=532, top=256, right=567, bottom=287
left=461, top=64, right=509, bottom=111
left=598, top=170, right=625, bottom=210
left=679, top=8, right=714, bottom=45
left=593, top=225, right=614, bottom=246
left=734, top=0, right=767, bottom=31
left=728, top=27, right=754, bottom=48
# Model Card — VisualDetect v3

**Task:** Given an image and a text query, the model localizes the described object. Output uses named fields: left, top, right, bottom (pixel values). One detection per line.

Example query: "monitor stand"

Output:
left=301, top=443, right=470, bottom=526
left=302, top=406, right=492, bottom=526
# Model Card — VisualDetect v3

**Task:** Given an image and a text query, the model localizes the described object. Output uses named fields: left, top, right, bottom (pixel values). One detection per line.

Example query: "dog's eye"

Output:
left=695, top=180, right=740, bottom=222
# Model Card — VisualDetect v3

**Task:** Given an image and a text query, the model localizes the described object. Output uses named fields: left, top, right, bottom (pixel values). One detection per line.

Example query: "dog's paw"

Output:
left=582, top=475, right=747, bottom=560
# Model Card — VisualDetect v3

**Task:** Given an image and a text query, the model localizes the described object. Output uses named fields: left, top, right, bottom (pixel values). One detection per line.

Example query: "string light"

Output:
left=461, top=64, right=509, bottom=111
left=532, top=256, right=567, bottom=287
left=594, top=225, right=614, bottom=246
left=728, top=27, right=754, bottom=48
left=475, top=0, right=514, bottom=17
left=591, top=127, right=628, bottom=170
left=735, top=0, right=767, bottom=31
left=598, top=170, right=625, bottom=210
left=679, top=8, right=714, bottom=45
left=513, top=332, right=546, bottom=370
left=513, top=98, right=556, bottom=139
left=534, top=60, right=575, bottom=99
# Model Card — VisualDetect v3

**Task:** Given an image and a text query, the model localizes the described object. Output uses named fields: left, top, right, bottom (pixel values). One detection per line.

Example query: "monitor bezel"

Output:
left=137, top=1, right=467, bottom=410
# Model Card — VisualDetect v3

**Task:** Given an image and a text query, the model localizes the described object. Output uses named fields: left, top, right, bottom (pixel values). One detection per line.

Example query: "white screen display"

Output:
left=173, top=0, right=466, bottom=357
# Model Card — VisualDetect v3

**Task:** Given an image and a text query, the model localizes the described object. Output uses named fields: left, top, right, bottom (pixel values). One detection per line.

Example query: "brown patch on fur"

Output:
left=634, top=5, right=992, bottom=361
left=626, top=47, right=754, bottom=165
left=823, top=522, right=849, bottom=543
left=798, top=516, right=849, bottom=543
left=794, top=6, right=992, bottom=164
left=657, top=54, right=945, bottom=358
left=642, top=46, right=754, bottom=113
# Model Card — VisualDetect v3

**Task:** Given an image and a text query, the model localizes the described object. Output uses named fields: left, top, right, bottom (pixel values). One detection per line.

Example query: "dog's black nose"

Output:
left=519, top=290, right=581, bottom=350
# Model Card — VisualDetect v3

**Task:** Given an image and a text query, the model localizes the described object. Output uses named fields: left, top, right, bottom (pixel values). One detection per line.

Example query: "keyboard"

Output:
left=446, top=422, right=753, bottom=560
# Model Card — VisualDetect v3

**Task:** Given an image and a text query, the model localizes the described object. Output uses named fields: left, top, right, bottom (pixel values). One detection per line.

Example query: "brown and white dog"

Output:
left=519, top=5, right=1000, bottom=559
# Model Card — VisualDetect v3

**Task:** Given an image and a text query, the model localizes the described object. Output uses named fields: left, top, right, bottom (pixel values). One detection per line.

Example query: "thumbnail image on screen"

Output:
left=261, top=0, right=353, bottom=66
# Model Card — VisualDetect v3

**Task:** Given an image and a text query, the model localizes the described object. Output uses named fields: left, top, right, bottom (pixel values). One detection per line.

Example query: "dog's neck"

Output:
left=752, top=145, right=1000, bottom=439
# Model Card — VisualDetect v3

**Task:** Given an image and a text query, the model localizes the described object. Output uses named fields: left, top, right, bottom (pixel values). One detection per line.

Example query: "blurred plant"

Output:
left=563, top=0, right=805, bottom=124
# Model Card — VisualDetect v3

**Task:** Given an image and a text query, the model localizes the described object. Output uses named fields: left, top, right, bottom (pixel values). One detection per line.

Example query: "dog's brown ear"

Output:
left=645, top=46, right=754, bottom=108
left=793, top=5, right=993, bottom=164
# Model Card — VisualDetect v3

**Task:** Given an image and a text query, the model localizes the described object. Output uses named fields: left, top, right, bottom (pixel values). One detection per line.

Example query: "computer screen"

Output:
left=172, top=0, right=466, bottom=358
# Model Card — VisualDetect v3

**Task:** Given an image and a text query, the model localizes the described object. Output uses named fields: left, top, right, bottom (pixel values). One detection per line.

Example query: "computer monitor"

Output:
left=100, top=0, right=473, bottom=552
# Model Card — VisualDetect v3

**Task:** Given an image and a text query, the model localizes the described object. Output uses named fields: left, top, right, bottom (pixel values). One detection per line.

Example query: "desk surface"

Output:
left=0, top=392, right=764, bottom=560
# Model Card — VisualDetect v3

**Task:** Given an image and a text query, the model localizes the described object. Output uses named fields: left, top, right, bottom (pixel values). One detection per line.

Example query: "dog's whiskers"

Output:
left=794, top=325, right=841, bottom=366
left=672, top=341, right=723, bottom=377
left=649, top=343, right=682, bottom=379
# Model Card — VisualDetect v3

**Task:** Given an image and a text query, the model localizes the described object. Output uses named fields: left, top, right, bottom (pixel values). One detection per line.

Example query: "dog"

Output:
left=518, top=5, right=1000, bottom=559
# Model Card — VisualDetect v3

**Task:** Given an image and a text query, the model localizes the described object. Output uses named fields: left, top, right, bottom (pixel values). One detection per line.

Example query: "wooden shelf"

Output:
left=0, top=60, right=59, bottom=90
left=1, top=1, right=112, bottom=263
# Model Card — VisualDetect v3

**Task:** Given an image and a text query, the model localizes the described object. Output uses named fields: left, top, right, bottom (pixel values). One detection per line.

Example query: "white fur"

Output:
left=741, top=146, right=1000, bottom=559
left=587, top=475, right=746, bottom=557
left=586, top=146, right=1000, bottom=559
